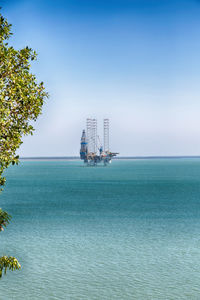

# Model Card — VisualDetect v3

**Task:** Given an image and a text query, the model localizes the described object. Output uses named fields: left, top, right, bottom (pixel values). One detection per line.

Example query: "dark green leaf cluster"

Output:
left=0, top=208, right=11, bottom=231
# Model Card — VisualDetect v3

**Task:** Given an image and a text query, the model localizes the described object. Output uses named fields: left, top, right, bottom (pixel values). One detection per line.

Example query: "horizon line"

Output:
left=19, top=156, right=200, bottom=160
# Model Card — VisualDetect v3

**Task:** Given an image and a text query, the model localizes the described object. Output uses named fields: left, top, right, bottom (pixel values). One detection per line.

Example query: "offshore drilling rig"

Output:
left=80, top=118, right=118, bottom=166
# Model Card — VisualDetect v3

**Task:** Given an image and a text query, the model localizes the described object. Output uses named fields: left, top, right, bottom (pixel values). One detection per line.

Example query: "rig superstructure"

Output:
left=80, top=118, right=118, bottom=166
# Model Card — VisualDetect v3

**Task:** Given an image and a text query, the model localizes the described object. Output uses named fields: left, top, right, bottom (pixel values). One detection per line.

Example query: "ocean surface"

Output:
left=1, top=159, right=200, bottom=299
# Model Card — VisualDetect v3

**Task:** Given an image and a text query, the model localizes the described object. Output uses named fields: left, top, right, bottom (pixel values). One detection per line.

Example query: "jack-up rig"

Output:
left=80, top=118, right=118, bottom=166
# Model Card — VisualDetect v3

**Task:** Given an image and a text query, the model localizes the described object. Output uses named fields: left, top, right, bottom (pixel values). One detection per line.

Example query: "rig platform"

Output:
left=80, top=118, right=118, bottom=166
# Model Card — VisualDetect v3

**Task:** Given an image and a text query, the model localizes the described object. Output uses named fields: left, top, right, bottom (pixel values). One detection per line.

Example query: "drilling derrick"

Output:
left=86, top=118, right=97, bottom=154
left=92, top=118, right=97, bottom=154
left=86, top=118, right=92, bottom=153
left=80, top=118, right=118, bottom=166
left=104, top=118, right=109, bottom=153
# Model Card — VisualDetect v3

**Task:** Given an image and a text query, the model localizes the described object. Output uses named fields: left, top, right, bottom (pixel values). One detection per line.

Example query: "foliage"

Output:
left=0, top=256, right=21, bottom=278
left=0, top=10, right=48, bottom=277
left=0, top=208, right=11, bottom=231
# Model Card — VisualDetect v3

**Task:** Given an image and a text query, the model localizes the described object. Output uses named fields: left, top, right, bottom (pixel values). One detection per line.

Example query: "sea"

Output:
left=1, top=158, right=200, bottom=299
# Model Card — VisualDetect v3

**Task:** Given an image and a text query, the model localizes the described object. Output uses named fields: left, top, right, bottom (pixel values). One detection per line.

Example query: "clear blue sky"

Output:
left=2, top=0, right=200, bottom=156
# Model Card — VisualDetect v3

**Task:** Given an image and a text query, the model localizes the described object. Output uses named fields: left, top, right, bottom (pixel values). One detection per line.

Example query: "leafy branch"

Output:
left=0, top=9, right=48, bottom=278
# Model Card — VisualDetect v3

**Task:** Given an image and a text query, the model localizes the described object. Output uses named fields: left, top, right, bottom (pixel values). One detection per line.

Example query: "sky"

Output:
left=2, top=0, right=200, bottom=156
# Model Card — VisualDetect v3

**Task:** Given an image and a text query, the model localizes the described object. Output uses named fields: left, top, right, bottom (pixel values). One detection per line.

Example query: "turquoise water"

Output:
left=1, top=159, right=200, bottom=299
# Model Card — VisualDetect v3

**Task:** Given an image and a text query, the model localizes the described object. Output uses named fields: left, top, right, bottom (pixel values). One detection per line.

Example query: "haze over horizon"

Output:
left=2, top=0, right=200, bottom=156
